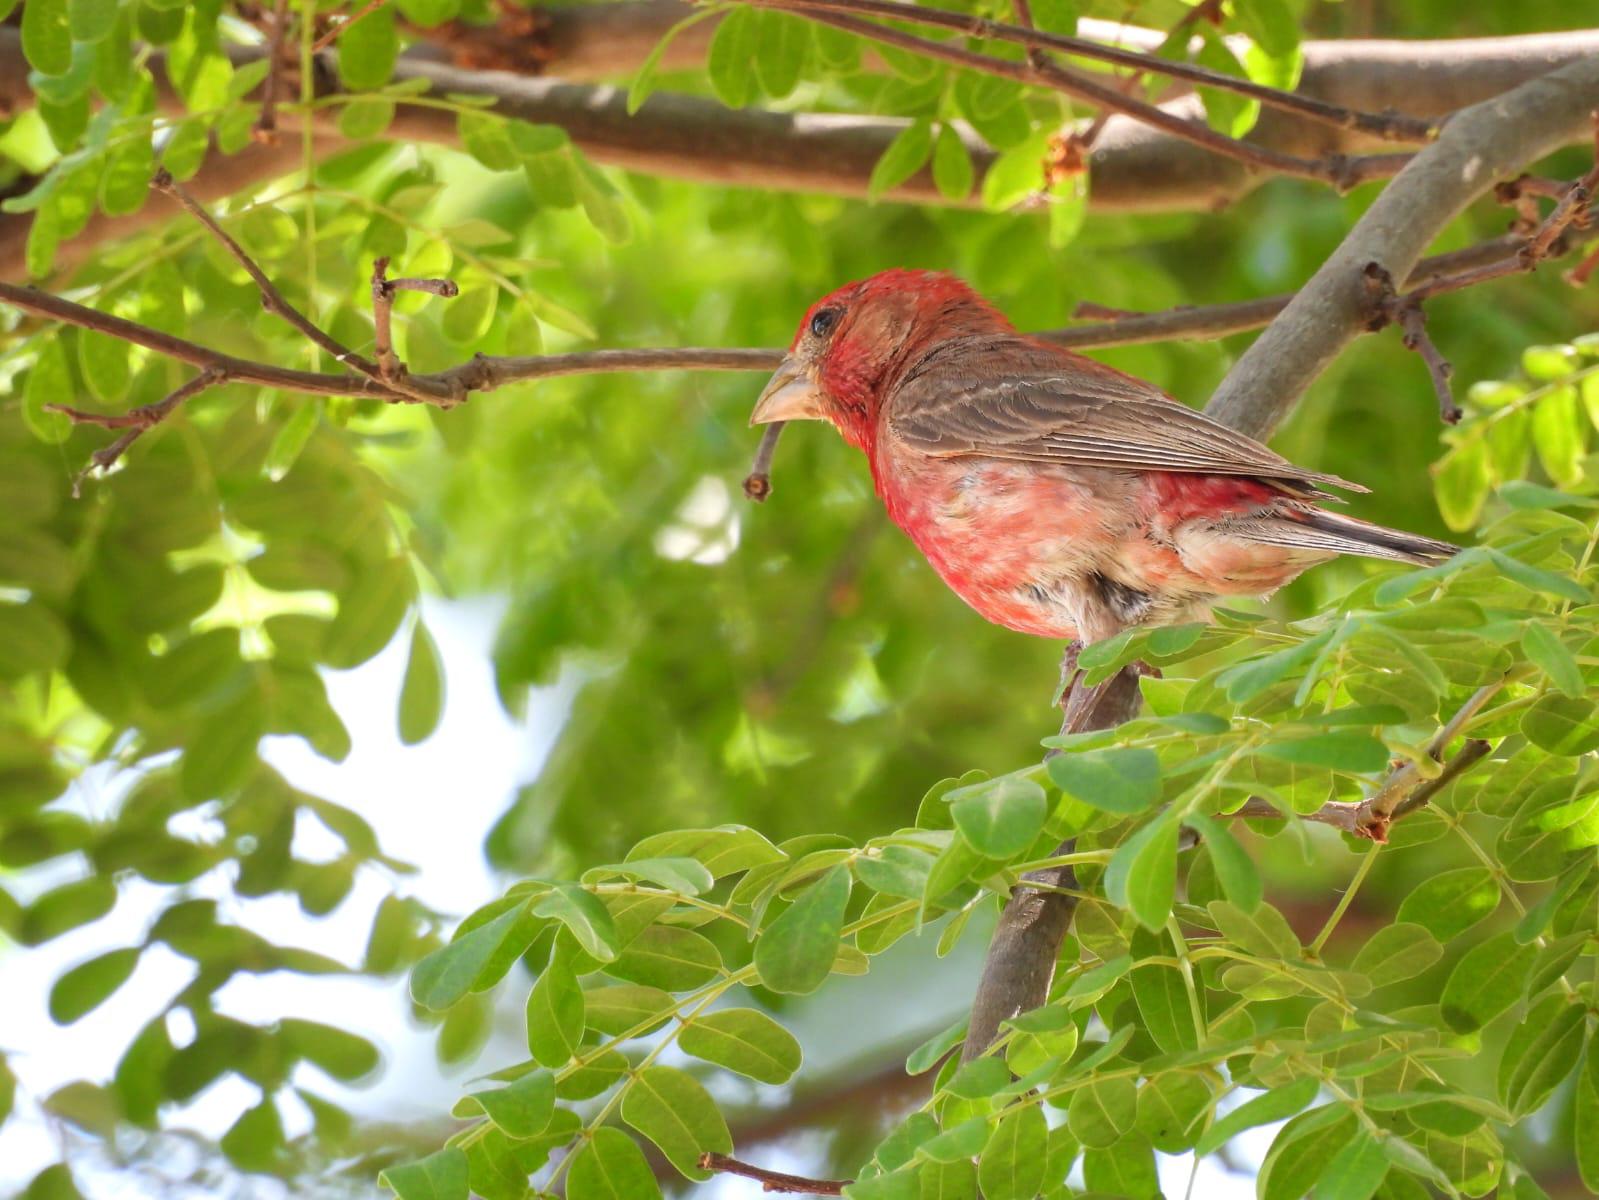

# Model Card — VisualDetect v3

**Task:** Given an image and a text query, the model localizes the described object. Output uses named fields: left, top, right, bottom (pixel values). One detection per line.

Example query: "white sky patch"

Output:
left=654, top=474, right=742, bottom=565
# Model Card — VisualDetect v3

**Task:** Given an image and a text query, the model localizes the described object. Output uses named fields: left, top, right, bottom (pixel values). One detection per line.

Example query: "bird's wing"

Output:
left=887, top=356, right=1367, bottom=496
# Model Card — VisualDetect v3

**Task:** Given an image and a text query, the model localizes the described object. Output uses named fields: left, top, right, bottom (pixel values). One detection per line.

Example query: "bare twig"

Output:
left=311, top=0, right=391, bottom=53
left=253, top=0, right=292, bottom=145
left=744, top=0, right=1437, bottom=144
left=758, top=5, right=1413, bottom=193
left=152, top=169, right=376, bottom=375
left=743, top=423, right=784, bottom=501
left=46, top=368, right=226, bottom=494
left=1231, top=737, right=1493, bottom=839
left=697, top=1153, right=849, bottom=1195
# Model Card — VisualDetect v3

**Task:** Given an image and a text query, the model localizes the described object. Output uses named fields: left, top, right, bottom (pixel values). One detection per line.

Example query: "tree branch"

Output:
left=6, top=27, right=1599, bottom=284
left=1204, top=57, right=1599, bottom=440
left=697, top=1153, right=849, bottom=1195
left=958, top=61, right=1599, bottom=1065
left=750, top=0, right=1437, bottom=144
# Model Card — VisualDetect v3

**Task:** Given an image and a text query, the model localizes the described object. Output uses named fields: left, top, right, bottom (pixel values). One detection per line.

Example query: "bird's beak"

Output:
left=751, top=356, right=825, bottom=425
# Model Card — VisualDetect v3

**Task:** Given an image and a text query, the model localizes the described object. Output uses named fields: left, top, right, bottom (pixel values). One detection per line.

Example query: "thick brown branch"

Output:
left=697, top=1153, right=849, bottom=1196
left=5, top=28, right=1599, bottom=282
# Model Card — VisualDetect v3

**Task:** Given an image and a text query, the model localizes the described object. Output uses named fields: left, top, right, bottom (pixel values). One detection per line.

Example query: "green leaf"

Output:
left=950, top=777, right=1045, bottom=858
left=583, top=856, right=715, bottom=895
left=567, top=1128, right=663, bottom=1200
left=23, top=0, right=72, bottom=75
left=1195, top=1077, right=1319, bottom=1156
left=1497, top=994, right=1584, bottom=1116
left=755, top=864, right=850, bottom=994
left=608, top=924, right=722, bottom=989
left=398, top=623, right=445, bottom=745
left=1578, top=1039, right=1599, bottom=1192
left=1047, top=747, right=1161, bottom=815
left=1185, top=816, right=1261, bottom=911
left=621, top=1065, right=733, bottom=1180
left=1432, top=437, right=1492, bottom=531
left=919, top=1117, right=990, bottom=1163
left=1067, top=1077, right=1137, bottom=1151
left=981, top=128, right=1051, bottom=209
left=532, top=883, right=618, bottom=962
left=1130, top=956, right=1197, bottom=1055
left=338, top=96, right=396, bottom=140
left=626, top=825, right=785, bottom=877
left=1207, top=899, right=1300, bottom=959
left=1104, top=813, right=1178, bottom=929
left=906, top=1018, right=966, bottom=1075
left=23, top=339, right=74, bottom=444
left=1521, top=694, right=1599, bottom=756
left=525, top=956, right=584, bottom=1068
left=410, top=903, right=533, bottom=1010
left=627, top=10, right=716, bottom=114
left=680, top=1008, right=802, bottom=1084
left=1257, top=732, right=1389, bottom=773
left=281, top=1020, right=379, bottom=1081
left=1486, top=549, right=1590, bottom=603
left=1521, top=622, right=1585, bottom=699
left=1351, top=923, right=1443, bottom=987
left=338, top=3, right=398, bottom=89
left=48, top=947, right=140, bottom=1024
left=931, top=124, right=974, bottom=201
left=582, top=984, right=674, bottom=1037
left=68, top=0, right=114, bottom=41
left=753, top=11, right=809, bottom=99
left=1439, top=931, right=1537, bottom=1032
left=264, top=402, right=318, bottom=480
left=380, top=1147, right=470, bottom=1200
left=1317, top=1130, right=1389, bottom=1200
left=1136, top=1071, right=1213, bottom=1153
left=706, top=8, right=757, bottom=108
left=869, top=119, right=933, bottom=202
left=976, top=1104, right=1046, bottom=1200
left=458, top=1070, right=555, bottom=1138
left=918, top=1159, right=976, bottom=1200
left=1083, top=1134, right=1157, bottom=1198
left=1396, top=868, right=1499, bottom=940
left=1531, top=387, right=1585, bottom=486
left=574, top=160, right=631, bottom=244
left=1259, top=1108, right=1357, bottom=1200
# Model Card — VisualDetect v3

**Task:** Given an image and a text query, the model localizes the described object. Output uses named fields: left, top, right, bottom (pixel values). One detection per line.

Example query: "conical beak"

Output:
left=751, top=356, right=824, bottom=425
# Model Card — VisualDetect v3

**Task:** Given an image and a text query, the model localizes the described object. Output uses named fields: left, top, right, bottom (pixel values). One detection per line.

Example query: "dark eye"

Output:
left=809, top=307, right=841, bottom=338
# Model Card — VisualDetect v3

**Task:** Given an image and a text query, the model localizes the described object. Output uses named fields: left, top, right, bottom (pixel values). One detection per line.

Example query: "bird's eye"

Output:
left=809, top=307, right=841, bottom=338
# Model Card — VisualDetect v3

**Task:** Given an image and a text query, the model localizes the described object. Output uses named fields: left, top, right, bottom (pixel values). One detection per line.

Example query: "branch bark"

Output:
left=1205, top=55, right=1599, bottom=440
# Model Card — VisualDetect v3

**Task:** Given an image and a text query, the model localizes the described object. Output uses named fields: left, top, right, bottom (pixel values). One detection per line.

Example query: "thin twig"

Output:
left=253, top=0, right=292, bottom=145
left=743, top=0, right=1436, bottom=144
left=46, top=368, right=226, bottom=494
left=311, top=0, right=390, bottom=53
left=152, top=169, right=377, bottom=376
left=743, top=422, right=784, bottom=501
left=761, top=5, right=1413, bottom=193
left=698, top=1153, right=849, bottom=1195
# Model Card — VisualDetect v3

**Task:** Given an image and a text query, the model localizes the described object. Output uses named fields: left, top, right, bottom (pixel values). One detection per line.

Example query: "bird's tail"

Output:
left=1250, top=508, right=1460, bottom=566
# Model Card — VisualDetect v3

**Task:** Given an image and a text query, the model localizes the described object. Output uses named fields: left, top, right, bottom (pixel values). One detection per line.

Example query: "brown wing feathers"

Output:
left=888, top=341, right=1367, bottom=498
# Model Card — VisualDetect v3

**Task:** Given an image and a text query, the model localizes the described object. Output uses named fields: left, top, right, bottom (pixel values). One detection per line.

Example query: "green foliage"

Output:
left=2, top=0, right=1598, bottom=1196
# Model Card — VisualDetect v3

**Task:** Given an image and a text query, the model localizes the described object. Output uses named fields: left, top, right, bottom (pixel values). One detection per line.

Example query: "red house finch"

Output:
left=752, top=270, right=1455, bottom=652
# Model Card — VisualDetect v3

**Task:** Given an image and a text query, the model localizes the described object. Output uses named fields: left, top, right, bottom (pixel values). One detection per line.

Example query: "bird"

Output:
left=750, top=270, right=1457, bottom=719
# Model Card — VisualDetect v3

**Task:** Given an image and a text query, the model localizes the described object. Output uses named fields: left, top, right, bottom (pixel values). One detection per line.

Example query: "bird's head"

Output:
left=750, top=270, right=1011, bottom=451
